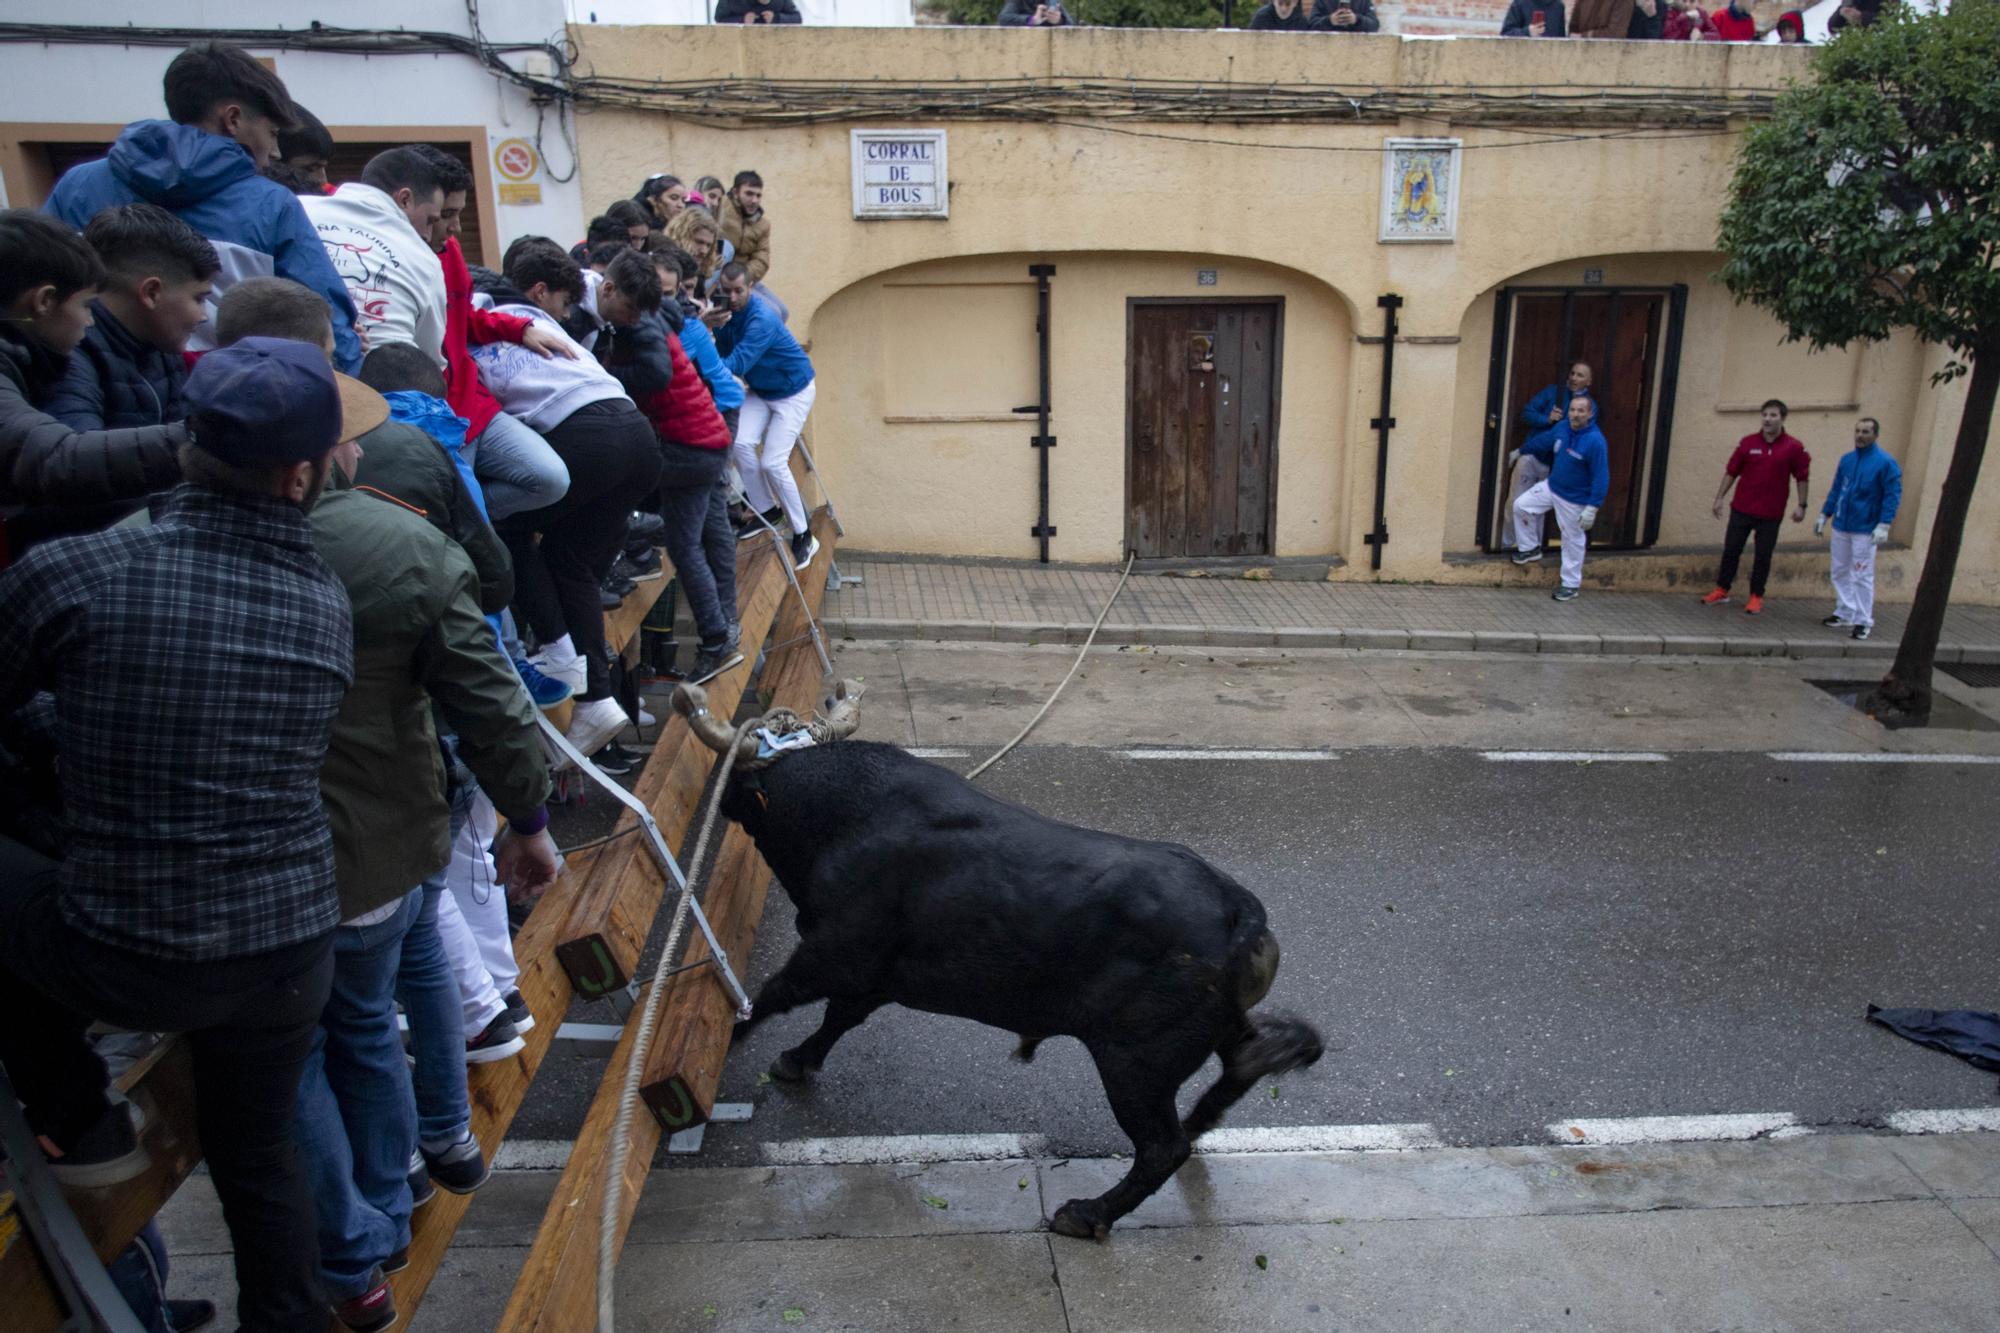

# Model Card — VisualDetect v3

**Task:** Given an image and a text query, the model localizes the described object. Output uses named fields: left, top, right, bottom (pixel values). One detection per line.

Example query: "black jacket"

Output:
left=1309, top=0, right=1381, bottom=31
left=0, top=326, right=182, bottom=541
left=42, top=300, right=187, bottom=433
left=595, top=312, right=675, bottom=404
left=713, top=0, right=804, bottom=20
left=1626, top=0, right=1665, bottom=37
left=1248, top=2, right=1313, bottom=28
left=998, top=0, right=1074, bottom=23
left=1501, top=0, right=1567, bottom=33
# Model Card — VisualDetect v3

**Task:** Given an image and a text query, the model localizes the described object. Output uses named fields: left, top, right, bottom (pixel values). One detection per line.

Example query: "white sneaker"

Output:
left=528, top=648, right=587, bottom=694
left=637, top=705, right=657, bottom=727
left=564, top=697, right=630, bottom=761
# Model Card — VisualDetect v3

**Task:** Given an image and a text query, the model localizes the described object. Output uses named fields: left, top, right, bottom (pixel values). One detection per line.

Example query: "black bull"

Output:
left=678, top=687, right=1324, bottom=1239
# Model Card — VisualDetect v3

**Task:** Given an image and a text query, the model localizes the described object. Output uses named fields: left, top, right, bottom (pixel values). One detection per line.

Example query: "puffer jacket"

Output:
left=41, top=301, right=186, bottom=432
left=349, top=413, right=513, bottom=614
left=310, top=482, right=549, bottom=918
left=642, top=305, right=731, bottom=451
left=46, top=121, right=362, bottom=371
left=718, top=194, right=772, bottom=285
left=0, top=327, right=183, bottom=549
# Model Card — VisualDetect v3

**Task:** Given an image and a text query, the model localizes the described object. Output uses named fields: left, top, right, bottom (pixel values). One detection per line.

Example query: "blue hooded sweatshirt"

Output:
left=46, top=121, right=362, bottom=373
left=715, top=293, right=815, bottom=401
left=1821, top=442, right=1903, bottom=535
left=1541, top=419, right=1611, bottom=508
left=1520, top=383, right=1597, bottom=459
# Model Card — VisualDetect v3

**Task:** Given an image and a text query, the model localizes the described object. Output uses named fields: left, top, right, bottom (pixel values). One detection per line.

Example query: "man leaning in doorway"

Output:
left=1816, top=416, right=1902, bottom=641
left=1502, top=361, right=1595, bottom=550
left=1511, top=393, right=1609, bottom=602
left=1700, top=398, right=1810, bottom=615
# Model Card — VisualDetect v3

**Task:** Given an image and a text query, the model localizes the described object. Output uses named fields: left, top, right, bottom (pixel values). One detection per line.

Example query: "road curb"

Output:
left=828, top=617, right=2000, bottom=662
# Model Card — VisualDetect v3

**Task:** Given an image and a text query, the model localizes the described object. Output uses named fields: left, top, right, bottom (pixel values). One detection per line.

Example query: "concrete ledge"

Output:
left=919, top=618, right=994, bottom=641
left=1205, top=626, right=1279, bottom=647
left=1724, top=637, right=1790, bottom=658
left=1539, top=633, right=1603, bottom=655
left=990, top=621, right=1066, bottom=643
left=1661, top=635, right=1729, bottom=656
left=1596, top=633, right=1664, bottom=656
left=1344, top=628, right=1412, bottom=651
left=1845, top=639, right=1898, bottom=660
left=1274, top=628, right=1346, bottom=649
left=1133, top=623, right=1208, bottom=646
left=1958, top=646, right=2000, bottom=666
left=1474, top=630, right=1539, bottom=654
left=1407, top=629, right=1478, bottom=652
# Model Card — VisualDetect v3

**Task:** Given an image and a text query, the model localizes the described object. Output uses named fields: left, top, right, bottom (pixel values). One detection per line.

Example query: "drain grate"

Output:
left=1942, top=662, right=2000, bottom=689
left=1807, top=678, right=2000, bottom=731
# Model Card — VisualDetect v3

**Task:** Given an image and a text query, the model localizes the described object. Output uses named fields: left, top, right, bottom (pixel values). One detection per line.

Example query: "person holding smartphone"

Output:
left=1309, top=0, right=1381, bottom=30
left=998, top=0, right=1073, bottom=24
left=1501, top=0, right=1569, bottom=34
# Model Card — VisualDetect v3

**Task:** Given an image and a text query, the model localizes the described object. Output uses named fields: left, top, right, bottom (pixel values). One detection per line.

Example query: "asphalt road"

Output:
left=514, top=744, right=2000, bottom=1164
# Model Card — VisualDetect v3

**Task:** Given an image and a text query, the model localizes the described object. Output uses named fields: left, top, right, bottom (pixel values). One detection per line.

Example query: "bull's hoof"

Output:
left=1050, top=1199, right=1111, bottom=1242
left=768, top=1050, right=814, bottom=1083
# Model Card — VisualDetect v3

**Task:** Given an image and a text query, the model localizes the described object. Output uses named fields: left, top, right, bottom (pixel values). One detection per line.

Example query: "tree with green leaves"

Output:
left=1717, top=1, right=2000, bottom=719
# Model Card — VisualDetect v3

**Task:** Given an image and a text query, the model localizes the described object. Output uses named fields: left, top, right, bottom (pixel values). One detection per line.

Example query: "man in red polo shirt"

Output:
left=1700, top=398, right=1810, bottom=615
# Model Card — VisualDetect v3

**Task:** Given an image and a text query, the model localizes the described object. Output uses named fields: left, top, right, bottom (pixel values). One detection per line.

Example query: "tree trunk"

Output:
left=1867, top=343, right=1999, bottom=720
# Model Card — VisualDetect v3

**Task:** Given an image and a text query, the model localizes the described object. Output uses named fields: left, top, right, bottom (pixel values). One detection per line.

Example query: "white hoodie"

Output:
left=467, top=302, right=628, bottom=434
left=302, top=182, right=448, bottom=368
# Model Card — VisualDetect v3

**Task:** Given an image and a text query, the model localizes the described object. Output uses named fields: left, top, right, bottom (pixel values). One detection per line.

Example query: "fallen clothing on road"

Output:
left=1867, top=1004, right=2000, bottom=1075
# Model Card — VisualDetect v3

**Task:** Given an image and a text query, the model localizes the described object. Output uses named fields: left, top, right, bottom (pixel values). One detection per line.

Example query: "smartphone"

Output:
left=1532, top=8, right=1546, bottom=22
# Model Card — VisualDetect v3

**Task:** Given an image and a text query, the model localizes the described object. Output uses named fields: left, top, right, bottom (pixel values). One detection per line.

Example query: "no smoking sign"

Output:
left=494, top=138, right=539, bottom=183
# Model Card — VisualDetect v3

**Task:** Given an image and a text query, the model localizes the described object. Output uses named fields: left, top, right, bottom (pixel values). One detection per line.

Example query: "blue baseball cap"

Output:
left=184, top=337, right=387, bottom=467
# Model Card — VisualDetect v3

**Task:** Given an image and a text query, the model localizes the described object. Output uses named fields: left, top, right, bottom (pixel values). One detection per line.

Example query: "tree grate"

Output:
left=1941, top=662, right=2000, bottom=689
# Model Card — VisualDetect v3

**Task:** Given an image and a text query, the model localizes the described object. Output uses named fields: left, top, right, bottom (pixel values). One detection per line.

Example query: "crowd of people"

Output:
left=0, top=40, right=817, bottom=1333
left=1502, top=361, right=1901, bottom=635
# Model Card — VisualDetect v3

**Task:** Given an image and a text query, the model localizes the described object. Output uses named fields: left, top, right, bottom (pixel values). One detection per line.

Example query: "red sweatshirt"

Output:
left=439, top=236, right=529, bottom=439
left=1710, top=4, right=1755, bottom=38
left=644, top=325, right=732, bottom=451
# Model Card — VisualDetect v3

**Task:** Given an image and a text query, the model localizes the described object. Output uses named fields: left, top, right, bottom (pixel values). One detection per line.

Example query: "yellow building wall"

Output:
left=569, top=25, right=2000, bottom=601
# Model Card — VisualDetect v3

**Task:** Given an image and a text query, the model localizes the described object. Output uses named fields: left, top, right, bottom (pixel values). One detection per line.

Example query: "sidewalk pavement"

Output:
left=822, top=560, right=2000, bottom=661
left=153, top=1129, right=2000, bottom=1331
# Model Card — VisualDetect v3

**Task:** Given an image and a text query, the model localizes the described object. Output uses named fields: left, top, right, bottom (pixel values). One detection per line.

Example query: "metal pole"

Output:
left=1029, top=263, right=1057, bottom=563
left=1366, top=293, right=1402, bottom=572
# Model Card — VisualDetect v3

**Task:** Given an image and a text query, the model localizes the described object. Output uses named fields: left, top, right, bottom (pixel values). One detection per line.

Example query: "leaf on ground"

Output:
left=757, top=1072, right=772, bottom=1086
left=1384, top=904, right=1395, bottom=913
left=1444, top=1069, right=1455, bottom=1077
left=922, top=1194, right=950, bottom=1210
left=1568, top=1126, right=1586, bottom=1140
left=1018, top=1176, right=1030, bottom=1190
left=1268, top=1084, right=1280, bottom=1098
left=782, top=1308, right=806, bottom=1324
left=703, top=1304, right=718, bottom=1318
left=1875, top=846, right=1887, bottom=855
left=1254, top=1254, right=1269, bottom=1271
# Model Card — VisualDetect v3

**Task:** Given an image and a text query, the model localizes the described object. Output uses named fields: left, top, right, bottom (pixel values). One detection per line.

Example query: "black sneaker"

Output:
left=165, top=1298, right=217, bottom=1332
left=1551, top=585, right=1580, bottom=603
left=599, top=584, right=624, bottom=610
left=615, top=547, right=663, bottom=580
left=1851, top=624, right=1872, bottom=640
left=791, top=532, right=821, bottom=571
left=687, top=647, right=744, bottom=685
left=467, top=1015, right=526, bottom=1064
left=421, top=1132, right=491, bottom=1195
left=1822, top=614, right=1854, bottom=628
left=382, top=1246, right=410, bottom=1275
left=47, top=1101, right=149, bottom=1188
left=331, top=1266, right=395, bottom=1332
left=589, top=741, right=641, bottom=775
left=1510, top=549, right=1543, bottom=565
left=408, top=1158, right=437, bottom=1211
left=626, top=511, right=666, bottom=544
left=502, top=988, right=535, bottom=1034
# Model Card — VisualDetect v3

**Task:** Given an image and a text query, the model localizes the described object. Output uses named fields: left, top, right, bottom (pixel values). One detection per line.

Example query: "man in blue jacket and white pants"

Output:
left=1511, top=393, right=1610, bottom=602
left=1816, top=416, right=1902, bottom=640
left=707, top=260, right=820, bottom=570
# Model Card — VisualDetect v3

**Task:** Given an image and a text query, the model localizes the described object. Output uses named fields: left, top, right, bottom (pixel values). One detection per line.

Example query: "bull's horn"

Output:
left=816, top=677, right=865, bottom=741
left=672, top=684, right=739, bottom=754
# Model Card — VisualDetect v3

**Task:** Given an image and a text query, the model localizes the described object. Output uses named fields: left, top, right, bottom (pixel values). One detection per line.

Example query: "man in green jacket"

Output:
left=214, top=288, right=557, bottom=1331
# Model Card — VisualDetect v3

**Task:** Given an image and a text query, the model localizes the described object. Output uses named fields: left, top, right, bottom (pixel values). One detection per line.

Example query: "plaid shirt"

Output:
left=0, top=484, right=352, bottom=959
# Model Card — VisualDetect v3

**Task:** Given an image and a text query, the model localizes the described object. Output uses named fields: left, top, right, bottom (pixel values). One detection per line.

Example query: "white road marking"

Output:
left=906, top=747, right=971, bottom=759
left=761, top=1133, right=1048, bottom=1165
left=494, top=1139, right=575, bottom=1170
left=1194, top=1123, right=1445, bottom=1154
left=1886, top=1108, right=2000, bottom=1135
left=1767, top=751, right=2000, bottom=764
left=1483, top=751, right=1669, bottom=763
left=1548, top=1112, right=1800, bottom=1145
left=1120, top=749, right=1335, bottom=761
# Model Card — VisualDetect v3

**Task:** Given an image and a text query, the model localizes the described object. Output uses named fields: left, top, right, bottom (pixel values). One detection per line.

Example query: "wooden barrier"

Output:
left=499, top=508, right=836, bottom=1333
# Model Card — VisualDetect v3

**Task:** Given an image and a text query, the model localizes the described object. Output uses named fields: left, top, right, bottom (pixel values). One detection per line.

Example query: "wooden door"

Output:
left=1480, top=287, right=1686, bottom=551
left=1127, top=301, right=1281, bottom=559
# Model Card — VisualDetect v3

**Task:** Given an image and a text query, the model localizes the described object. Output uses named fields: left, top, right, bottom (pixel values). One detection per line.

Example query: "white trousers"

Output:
left=1829, top=529, right=1877, bottom=627
left=1514, top=480, right=1588, bottom=589
left=438, top=790, right=521, bottom=1038
left=1498, top=453, right=1551, bottom=550
left=732, top=379, right=817, bottom=534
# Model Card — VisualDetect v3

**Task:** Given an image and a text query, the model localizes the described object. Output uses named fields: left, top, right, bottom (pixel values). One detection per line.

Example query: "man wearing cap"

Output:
left=0, top=337, right=379, bottom=1329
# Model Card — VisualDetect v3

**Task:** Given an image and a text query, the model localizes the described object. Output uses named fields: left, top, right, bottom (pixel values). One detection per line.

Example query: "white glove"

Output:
left=1578, top=506, right=1598, bottom=531
left=1872, top=522, right=1890, bottom=546
left=1507, top=448, right=1521, bottom=468
left=1813, top=514, right=1827, bottom=536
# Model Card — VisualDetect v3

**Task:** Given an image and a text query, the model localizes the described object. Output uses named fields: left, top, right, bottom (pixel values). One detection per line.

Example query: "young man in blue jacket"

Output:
left=1503, top=361, right=1594, bottom=549
left=45, top=42, right=363, bottom=372
left=707, top=260, right=820, bottom=569
left=1815, top=416, right=1902, bottom=640
left=1511, top=393, right=1610, bottom=601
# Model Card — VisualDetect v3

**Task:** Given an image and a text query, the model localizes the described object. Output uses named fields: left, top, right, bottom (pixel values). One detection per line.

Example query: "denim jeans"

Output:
left=400, top=780, right=477, bottom=1149
left=468, top=411, right=570, bottom=521
left=296, top=890, right=420, bottom=1299
left=656, top=443, right=737, bottom=649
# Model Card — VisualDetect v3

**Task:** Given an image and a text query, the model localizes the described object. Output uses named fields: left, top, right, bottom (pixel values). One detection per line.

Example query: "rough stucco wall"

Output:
left=569, top=26, right=1997, bottom=601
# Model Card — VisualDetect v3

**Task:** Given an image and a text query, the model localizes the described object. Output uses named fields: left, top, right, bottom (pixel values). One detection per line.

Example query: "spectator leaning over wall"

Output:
left=715, top=0, right=805, bottom=20
left=1626, top=0, right=1666, bottom=37
left=46, top=43, right=363, bottom=371
left=1310, top=0, right=1381, bottom=32
left=1501, top=0, right=1569, bottom=33
left=1249, top=0, right=1314, bottom=29
left=999, top=0, right=1076, bottom=22
left=1569, top=0, right=1635, bottom=37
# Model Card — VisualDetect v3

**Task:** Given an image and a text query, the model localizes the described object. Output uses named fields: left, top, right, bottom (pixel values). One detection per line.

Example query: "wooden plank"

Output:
left=638, top=507, right=837, bottom=1133
left=1237, top=305, right=1276, bottom=556
left=552, top=538, right=784, bottom=1000
left=7, top=1039, right=201, bottom=1332
left=500, top=509, right=837, bottom=1333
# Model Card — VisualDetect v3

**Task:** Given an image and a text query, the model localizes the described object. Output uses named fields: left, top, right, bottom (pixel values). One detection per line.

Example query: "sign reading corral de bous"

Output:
left=851, top=129, right=949, bottom=220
